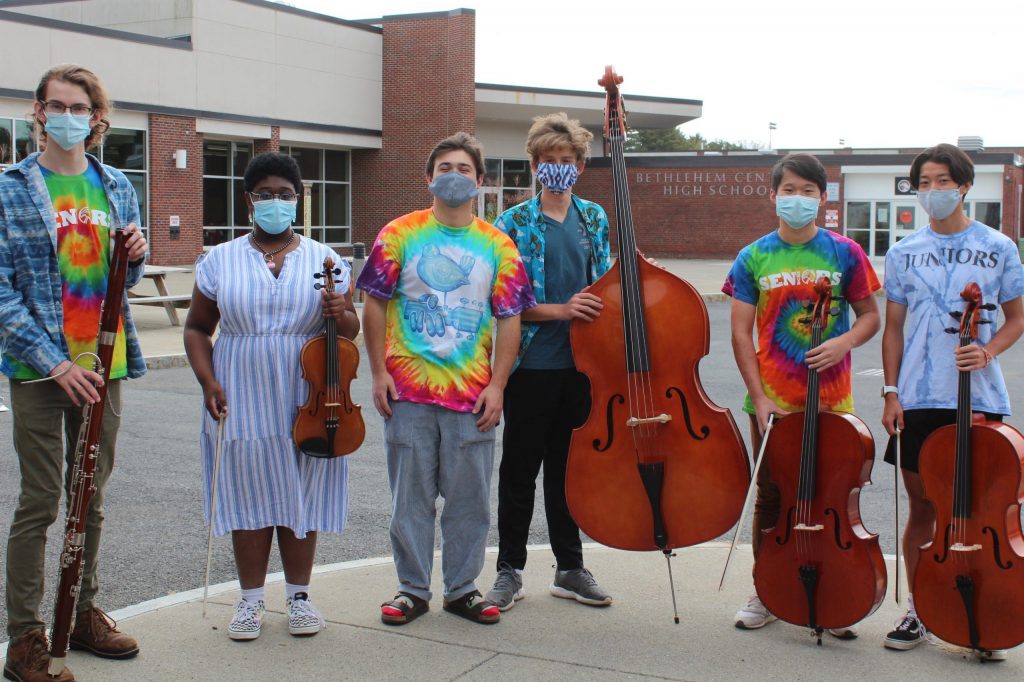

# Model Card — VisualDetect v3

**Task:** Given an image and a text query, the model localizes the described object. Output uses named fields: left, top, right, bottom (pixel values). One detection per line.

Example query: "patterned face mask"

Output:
left=535, top=163, right=580, bottom=194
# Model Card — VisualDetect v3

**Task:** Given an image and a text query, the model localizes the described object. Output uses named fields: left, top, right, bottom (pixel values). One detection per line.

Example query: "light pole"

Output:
left=768, top=122, right=777, bottom=149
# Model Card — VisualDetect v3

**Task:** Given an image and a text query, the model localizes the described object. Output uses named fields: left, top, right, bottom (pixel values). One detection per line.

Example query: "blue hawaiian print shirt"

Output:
left=495, top=193, right=612, bottom=364
left=0, top=152, right=147, bottom=379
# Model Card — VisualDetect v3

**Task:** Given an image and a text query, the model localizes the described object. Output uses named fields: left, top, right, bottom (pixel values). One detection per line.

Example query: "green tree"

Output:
left=624, top=128, right=751, bottom=152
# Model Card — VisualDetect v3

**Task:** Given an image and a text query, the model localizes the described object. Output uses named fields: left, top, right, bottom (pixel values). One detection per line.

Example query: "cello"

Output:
left=292, top=257, right=365, bottom=457
left=914, top=282, right=1024, bottom=654
left=566, top=67, right=750, bottom=620
left=753, top=277, right=886, bottom=643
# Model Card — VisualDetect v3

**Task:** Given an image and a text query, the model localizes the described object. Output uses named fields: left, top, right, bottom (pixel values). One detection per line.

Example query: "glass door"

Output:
left=893, top=204, right=916, bottom=245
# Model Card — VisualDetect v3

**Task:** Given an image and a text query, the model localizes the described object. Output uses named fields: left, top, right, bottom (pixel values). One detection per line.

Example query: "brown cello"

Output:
left=914, top=282, right=1024, bottom=654
left=566, top=67, right=750, bottom=620
left=753, top=277, right=885, bottom=643
left=292, top=257, right=364, bottom=457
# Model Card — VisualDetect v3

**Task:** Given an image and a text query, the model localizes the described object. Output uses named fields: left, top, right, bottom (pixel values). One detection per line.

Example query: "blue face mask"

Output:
left=776, top=195, right=820, bottom=229
left=428, top=171, right=479, bottom=208
left=535, top=163, right=579, bottom=194
left=917, top=188, right=962, bottom=221
left=253, top=199, right=296, bottom=235
left=44, top=112, right=92, bottom=150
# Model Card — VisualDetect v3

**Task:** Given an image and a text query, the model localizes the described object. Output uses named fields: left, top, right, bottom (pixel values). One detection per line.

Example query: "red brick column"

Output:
left=254, top=126, right=280, bottom=155
left=351, top=9, right=476, bottom=248
left=148, top=113, right=203, bottom=265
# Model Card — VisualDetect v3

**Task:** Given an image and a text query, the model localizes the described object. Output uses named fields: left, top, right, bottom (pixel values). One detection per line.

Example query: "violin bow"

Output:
left=202, top=414, right=226, bottom=618
left=718, top=413, right=776, bottom=591
left=894, top=426, right=902, bottom=606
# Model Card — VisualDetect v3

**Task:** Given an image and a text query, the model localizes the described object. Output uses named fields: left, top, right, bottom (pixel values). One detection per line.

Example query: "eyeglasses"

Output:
left=38, top=100, right=94, bottom=116
left=249, top=191, right=299, bottom=203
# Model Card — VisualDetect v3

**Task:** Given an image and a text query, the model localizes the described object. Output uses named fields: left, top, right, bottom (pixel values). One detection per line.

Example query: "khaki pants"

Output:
left=5, top=378, right=122, bottom=639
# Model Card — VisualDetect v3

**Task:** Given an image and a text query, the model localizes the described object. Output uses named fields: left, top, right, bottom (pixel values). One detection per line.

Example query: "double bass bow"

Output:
left=753, top=277, right=885, bottom=643
left=566, top=66, right=750, bottom=622
left=292, top=257, right=364, bottom=457
left=914, top=282, right=1024, bottom=654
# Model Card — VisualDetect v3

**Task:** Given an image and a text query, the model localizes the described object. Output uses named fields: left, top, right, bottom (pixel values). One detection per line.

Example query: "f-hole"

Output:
left=774, top=506, right=797, bottom=546
left=934, top=524, right=953, bottom=564
left=824, top=508, right=851, bottom=550
left=983, top=526, right=1014, bottom=570
left=593, top=394, right=625, bottom=452
left=665, top=387, right=710, bottom=441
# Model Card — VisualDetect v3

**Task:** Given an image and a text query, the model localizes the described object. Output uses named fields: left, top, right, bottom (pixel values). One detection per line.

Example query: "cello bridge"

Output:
left=324, top=402, right=342, bottom=408
left=950, top=542, right=982, bottom=553
left=793, top=523, right=824, bottom=532
left=626, top=414, right=672, bottom=428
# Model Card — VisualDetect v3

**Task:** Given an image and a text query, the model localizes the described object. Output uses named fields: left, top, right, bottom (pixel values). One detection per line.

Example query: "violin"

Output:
left=753, top=277, right=885, bottom=642
left=292, top=257, right=365, bottom=457
left=566, top=67, right=750, bottom=620
left=914, top=282, right=1024, bottom=653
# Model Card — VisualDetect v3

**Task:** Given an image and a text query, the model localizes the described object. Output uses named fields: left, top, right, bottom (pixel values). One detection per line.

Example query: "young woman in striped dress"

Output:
left=184, top=153, right=360, bottom=640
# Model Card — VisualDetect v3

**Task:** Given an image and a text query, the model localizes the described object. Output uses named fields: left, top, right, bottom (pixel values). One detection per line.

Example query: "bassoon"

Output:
left=47, top=226, right=131, bottom=677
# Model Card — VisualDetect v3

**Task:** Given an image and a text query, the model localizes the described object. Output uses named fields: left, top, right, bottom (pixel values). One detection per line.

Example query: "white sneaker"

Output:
left=827, top=625, right=859, bottom=639
left=228, top=599, right=265, bottom=640
left=977, top=648, right=1007, bottom=662
left=287, top=592, right=325, bottom=636
left=735, top=595, right=777, bottom=629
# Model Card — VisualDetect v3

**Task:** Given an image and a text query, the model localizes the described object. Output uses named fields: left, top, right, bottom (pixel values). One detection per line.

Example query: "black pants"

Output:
left=497, top=368, right=590, bottom=571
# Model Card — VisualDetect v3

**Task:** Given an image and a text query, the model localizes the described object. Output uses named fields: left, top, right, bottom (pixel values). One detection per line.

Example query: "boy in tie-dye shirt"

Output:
left=722, top=153, right=880, bottom=634
left=358, top=133, right=534, bottom=627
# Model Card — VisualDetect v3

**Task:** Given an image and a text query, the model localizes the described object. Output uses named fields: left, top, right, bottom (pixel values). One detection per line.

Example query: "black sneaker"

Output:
left=884, top=613, right=925, bottom=650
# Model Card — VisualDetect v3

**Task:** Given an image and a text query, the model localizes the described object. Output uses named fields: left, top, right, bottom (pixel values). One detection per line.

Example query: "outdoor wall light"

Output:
left=173, top=149, right=187, bottom=169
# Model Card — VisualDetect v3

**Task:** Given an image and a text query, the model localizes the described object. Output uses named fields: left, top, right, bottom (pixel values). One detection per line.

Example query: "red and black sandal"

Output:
left=380, top=593, right=429, bottom=625
left=442, top=590, right=500, bottom=624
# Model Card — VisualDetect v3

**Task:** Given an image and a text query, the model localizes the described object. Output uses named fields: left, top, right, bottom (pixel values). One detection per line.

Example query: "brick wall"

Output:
left=254, top=126, right=280, bottom=155
left=147, top=114, right=203, bottom=266
left=351, top=9, right=476, bottom=251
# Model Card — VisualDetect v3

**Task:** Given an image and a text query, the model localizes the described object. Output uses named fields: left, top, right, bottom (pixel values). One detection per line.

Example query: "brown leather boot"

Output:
left=2, top=628, right=75, bottom=682
left=67, top=607, right=139, bottom=660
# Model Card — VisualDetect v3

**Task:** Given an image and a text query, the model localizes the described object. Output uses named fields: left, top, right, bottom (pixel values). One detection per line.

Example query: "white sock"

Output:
left=240, top=586, right=265, bottom=604
left=286, top=582, right=310, bottom=600
left=906, top=592, right=916, bottom=617
left=515, top=569, right=523, bottom=576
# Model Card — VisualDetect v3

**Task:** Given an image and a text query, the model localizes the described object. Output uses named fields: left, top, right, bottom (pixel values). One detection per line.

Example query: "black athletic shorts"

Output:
left=883, top=408, right=1004, bottom=473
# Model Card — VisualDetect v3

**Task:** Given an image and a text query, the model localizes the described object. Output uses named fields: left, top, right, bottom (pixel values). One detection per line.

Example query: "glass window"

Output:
left=15, top=120, right=36, bottom=162
left=124, top=172, right=147, bottom=228
left=0, top=119, right=12, bottom=165
left=325, top=149, right=349, bottom=182
left=233, top=144, right=252, bottom=177
left=101, top=129, right=145, bottom=171
left=846, top=202, right=870, bottom=230
left=203, top=140, right=229, bottom=176
left=203, top=140, right=254, bottom=246
left=502, top=160, right=532, bottom=190
left=203, top=177, right=229, bottom=227
left=289, top=147, right=322, bottom=181
left=281, top=145, right=351, bottom=245
left=977, top=202, right=1001, bottom=228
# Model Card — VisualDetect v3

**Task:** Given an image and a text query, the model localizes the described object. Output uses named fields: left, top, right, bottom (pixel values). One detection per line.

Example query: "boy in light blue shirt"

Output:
left=880, top=143, right=1024, bottom=656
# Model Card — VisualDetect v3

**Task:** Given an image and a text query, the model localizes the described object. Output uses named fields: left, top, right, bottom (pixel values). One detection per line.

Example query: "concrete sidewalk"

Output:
left=9, top=544, right=1018, bottom=681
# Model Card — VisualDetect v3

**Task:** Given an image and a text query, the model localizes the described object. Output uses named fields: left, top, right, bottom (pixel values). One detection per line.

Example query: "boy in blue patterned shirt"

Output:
left=488, top=113, right=614, bottom=611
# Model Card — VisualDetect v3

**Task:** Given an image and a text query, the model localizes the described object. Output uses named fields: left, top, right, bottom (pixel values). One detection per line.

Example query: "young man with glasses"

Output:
left=880, top=143, right=1024, bottom=659
left=1, top=65, right=147, bottom=682
left=486, top=113, right=614, bottom=611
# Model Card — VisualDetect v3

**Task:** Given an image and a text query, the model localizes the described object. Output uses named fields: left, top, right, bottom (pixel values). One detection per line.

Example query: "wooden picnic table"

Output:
left=128, top=265, right=192, bottom=326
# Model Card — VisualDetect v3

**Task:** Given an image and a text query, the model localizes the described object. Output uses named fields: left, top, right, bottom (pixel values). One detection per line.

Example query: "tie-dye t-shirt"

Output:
left=722, top=228, right=880, bottom=414
left=885, top=222, right=1024, bottom=414
left=356, top=208, right=535, bottom=412
left=9, top=165, right=127, bottom=380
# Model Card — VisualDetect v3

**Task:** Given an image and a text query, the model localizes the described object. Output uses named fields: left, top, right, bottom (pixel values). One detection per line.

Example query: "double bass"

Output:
left=753, top=277, right=885, bottom=642
left=292, top=257, right=364, bottom=457
left=566, top=67, right=750, bottom=619
left=914, top=282, right=1024, bottom=654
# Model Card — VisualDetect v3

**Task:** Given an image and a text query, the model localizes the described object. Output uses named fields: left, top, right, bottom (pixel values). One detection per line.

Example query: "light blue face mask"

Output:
left=776, top=195, right=820, bottom=229
left=428, top=171, right=479, bottom=208
left=253, top=199, right=297, bottom=235
left=917, top=188, right=962, bottom=221
left=44, top=112, right=92, bottom=150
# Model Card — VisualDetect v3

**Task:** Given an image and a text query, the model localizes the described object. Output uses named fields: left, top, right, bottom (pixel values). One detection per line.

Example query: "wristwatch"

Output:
left=881, top=385, right=898, bottom=398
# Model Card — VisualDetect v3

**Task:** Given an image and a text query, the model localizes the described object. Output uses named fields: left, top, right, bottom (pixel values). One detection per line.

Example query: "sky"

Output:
left=285, top=0, right=1023, bottom=150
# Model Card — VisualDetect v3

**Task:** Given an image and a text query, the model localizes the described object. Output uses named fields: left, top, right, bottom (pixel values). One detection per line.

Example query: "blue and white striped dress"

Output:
left=196, top=235, right=352, bottom=537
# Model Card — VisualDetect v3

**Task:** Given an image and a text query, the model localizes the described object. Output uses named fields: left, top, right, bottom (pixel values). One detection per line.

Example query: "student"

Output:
left=723, top=152, right=880, bottom=637
left=880, top=143, right=1024, bottom=659
left=357, top=132, right=535, bottom=626
left=486, top=113, right=613, bottom=611
left=1, top=64, right=147, bottom=682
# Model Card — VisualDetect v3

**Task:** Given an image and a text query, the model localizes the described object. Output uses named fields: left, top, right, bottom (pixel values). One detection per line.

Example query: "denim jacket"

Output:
left=495, top=193, right=612, bottom=364
left=0, top=152, right=146, bottom=379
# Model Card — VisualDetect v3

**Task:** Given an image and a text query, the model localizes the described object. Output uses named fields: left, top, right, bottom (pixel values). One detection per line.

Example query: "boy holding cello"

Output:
left=723, top=152, right=880, bottom=636
left=881, top=143, right=1024, bottom=659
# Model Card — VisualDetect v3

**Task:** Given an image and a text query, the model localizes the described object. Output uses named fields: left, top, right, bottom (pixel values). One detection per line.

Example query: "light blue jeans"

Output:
left=384, top=401, right=495, bottom=602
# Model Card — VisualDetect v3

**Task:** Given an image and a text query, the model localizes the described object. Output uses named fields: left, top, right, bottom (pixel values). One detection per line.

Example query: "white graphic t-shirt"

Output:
left=884, top=221, right=1024, bottom=414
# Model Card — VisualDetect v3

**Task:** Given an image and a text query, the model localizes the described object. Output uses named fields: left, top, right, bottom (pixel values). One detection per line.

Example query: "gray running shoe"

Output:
left=485, top=563, right=524, bottom=611
left=550, top=568, right=612, bottom=606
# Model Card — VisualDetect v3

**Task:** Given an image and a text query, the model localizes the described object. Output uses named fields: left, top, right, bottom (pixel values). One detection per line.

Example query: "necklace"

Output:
left=249, top=231, right=294, bottom=269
